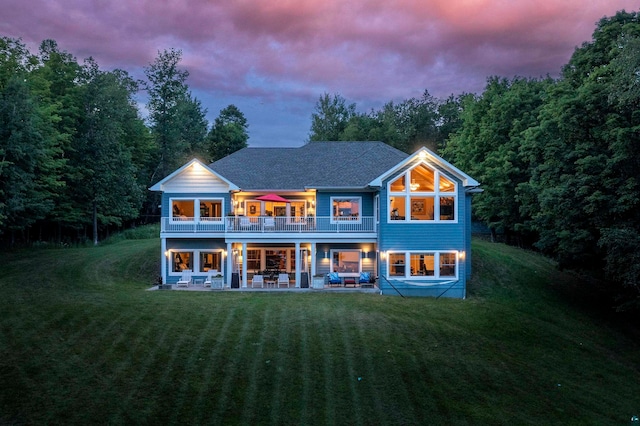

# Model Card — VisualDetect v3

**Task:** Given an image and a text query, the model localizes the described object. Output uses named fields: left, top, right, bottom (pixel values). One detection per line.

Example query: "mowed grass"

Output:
left=1, top=236, right=639, bottom=425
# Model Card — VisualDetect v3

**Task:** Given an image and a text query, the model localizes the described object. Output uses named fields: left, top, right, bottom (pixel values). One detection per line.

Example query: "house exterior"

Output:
left=149, top=141, right=481, bottom=297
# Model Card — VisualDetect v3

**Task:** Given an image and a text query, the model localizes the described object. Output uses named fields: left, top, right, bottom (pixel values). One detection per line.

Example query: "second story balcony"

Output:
left=161, top=216, right=376, bottom=234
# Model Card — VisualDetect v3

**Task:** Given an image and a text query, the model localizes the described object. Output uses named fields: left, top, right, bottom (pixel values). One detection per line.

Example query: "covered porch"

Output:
left=224, top=240, right=378, bottom=290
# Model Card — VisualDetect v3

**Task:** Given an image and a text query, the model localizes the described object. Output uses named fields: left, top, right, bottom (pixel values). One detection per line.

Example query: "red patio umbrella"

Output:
left=255, top=193, right=291, bottom=203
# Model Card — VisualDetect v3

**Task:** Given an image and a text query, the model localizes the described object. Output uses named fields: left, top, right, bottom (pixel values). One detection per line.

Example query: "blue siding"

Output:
left=316, top=191, right=375, bottom=217
left=377, top=165, right=470, bottom=298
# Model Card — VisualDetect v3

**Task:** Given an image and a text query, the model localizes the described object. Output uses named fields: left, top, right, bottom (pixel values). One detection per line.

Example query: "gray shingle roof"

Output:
left=210, top=141, right=409, bottom=191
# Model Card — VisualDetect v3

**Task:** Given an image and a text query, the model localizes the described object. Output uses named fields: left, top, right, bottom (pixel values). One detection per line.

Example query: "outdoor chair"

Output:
left=359, top=272, right=373, bottom=288
left=277, top=273, right=290, bottom=288
left=203, top=270, right=218, bottom=288
left=264, top=216, right=275, bottom=230
left=251, top=274, right=264, bottom=288
left=328, top=272, right=342, bottom=286
left=176, top=269, right=192, bottom=287
left=240, top=216, right=252, bottom=229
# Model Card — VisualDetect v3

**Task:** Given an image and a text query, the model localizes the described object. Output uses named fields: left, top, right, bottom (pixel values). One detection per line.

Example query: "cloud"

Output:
left=1, top=0, right=637, bottom=145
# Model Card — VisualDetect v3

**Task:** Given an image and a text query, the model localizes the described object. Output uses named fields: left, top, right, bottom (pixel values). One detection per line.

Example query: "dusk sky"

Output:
left=2, top=1, right=638, bottom=147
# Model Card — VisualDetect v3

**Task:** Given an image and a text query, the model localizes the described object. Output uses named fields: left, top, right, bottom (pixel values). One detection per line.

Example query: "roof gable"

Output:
left=369, top=147, right=480, bottom=188
left=149, top=158, right=239, bottom=192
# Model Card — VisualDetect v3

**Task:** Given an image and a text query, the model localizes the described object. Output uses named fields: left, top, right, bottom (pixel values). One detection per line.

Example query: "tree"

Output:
left=207, top=104, right=249, bottom=161
left=144, top=49, right=191, bottom=181
left=0, top=38, right=65, bottom=242
left=308, top=93, right=356, bottom=141
left=69, top=59, right=144, bottom=244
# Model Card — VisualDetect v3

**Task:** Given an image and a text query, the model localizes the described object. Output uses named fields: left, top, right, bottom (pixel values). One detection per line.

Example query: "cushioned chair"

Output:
left=328, top=272, right=342, bottom=286
left=359, top=272, right=373, bottom=288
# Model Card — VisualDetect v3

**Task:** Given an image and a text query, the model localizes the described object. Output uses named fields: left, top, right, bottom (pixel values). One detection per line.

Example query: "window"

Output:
left=388, top=164, right=456, bottom=222
left=171, top=198, right=224, bottom=221
left=199, top=252, right=222, bottom=273
left=332, top=250, right=361, bottom=273
left=172, top=200, right=194, bottom=219
left=331, top=197, right=361, bottom=222
left=389, top=253, right=405, bottom=276
left=172, top=251, right=193, bottom=272
left=170, top=250, right=224, bottom=275
left=247, top=249, right=262, bottom=272
left=386, top=251, right=457, bottom=279
left=200, top=200, right=222, bottom=220
left=410, top=253, right=435, bottom=276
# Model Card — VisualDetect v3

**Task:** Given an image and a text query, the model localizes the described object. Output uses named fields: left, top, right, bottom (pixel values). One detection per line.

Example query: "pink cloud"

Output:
left=1, top=0, right=637, bottom=145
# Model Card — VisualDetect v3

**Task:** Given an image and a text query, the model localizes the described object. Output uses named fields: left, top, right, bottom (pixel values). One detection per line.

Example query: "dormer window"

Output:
left=388, top=164, right=457, bottom=222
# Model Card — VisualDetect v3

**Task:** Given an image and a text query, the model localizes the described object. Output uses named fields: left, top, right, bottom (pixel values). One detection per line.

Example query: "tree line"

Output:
left=2, top=9, right=638, bottom=310
left=307, top=10, right=640, bottom=311
left=0, top=39, right=249, bottom=245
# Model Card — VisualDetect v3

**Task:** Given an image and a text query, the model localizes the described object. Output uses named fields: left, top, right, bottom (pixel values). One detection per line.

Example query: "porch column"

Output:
left=242, top=242, right=248, bottom=288
left=226, top=242, right=233, bottom=286
left=310, top=242, right=317, bottom=277
left=295, top=241, right=301, bottom=288
left=161, top=238, right=167, bottom=284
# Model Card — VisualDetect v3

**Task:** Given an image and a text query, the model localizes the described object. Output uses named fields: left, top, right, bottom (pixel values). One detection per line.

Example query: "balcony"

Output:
left=161, top=216, right=376, bottom=234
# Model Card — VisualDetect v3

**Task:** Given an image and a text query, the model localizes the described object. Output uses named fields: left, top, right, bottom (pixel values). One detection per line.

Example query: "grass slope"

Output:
left=0, top=237, right=639, bottom=425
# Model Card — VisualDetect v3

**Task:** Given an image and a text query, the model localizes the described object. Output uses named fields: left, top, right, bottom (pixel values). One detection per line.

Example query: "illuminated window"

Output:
left=331, top=197, right=361, bottom=222
left=388, top=165, right=456, bottom=222
left=386, top=251, right=457, bottom=279
left=331, top=250, right=361, bottom=273
left=172, top=200, right=194, bottom=219
left=200, top=200, right=222, bottom=219
left=172, top=251, right=193, bottom=272
left=199, top=252, right=222, bottom=273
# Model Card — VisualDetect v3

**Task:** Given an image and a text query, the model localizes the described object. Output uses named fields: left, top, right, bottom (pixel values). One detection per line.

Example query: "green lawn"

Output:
left=1, top=236, right=639, bottom=425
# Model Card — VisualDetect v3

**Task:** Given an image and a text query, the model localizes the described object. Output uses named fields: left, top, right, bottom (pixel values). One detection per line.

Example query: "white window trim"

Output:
left=168, top=249, right=225, bottom=276
left=169, top=197, right=225, bottom=222
left=330, top=196, right=363, bottom=224
left=386, top=251, right=458, bottom=280
left=330, top=249, right=363, bottom=275
left=387, top=166, right=458, bottom=224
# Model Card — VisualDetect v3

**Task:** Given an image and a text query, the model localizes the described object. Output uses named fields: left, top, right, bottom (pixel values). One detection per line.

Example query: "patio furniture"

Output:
left=176, top=269, right=192, bottom=287
left=328, top=272, right=342, bottom=286
left=344, top=276, right=357, bottom=287
left=203, top=270, right=218, bottom=288
left=359, top=272, right=373, bottom=288
left=240, top=216, right=252, bottom=229
left=264, top=216, right=275, bottom=230
left=277, top=273, right=290, bottom=288
left=251, top=274, right=264, bottom=288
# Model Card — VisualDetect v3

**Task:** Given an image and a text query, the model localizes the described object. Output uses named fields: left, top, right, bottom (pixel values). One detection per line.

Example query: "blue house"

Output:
left=149, top=141, right=481, bottom=297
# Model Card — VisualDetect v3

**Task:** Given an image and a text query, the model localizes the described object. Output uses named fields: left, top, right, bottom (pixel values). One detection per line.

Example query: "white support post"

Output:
left=310, top=243, right=317, bottom=277
left=242, top=242, right=247, bottom=288
left=226, top=242, right=233, bottom=287
left=161, top=238, right=167, bottom=284
left=295, top=242, right=301, bottom=288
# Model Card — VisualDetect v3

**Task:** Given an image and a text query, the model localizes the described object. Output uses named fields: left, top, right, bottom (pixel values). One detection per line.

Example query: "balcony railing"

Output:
left=161, top=216, right=376, bottom=234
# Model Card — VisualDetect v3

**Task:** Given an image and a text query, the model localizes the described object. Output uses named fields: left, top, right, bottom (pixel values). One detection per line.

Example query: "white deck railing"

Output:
left=161, top=216, right=376, bottom=234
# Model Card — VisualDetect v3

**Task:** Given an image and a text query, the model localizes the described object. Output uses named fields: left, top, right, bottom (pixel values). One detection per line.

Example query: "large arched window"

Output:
left=388, top=164, right=457, bottom=222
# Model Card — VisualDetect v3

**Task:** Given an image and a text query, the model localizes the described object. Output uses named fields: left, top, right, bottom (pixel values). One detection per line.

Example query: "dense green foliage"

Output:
left=0, top=40, right=248, bottom=244
left=0, top=235, right=638, bottom=424
left=309, top=90, right=454, bottom=152
left=444, top=11, right=640, bottom=310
